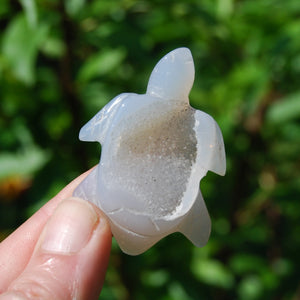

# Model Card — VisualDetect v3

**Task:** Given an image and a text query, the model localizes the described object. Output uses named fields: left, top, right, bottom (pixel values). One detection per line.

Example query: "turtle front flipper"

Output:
left=79, top=93, right=131, bottom=144
left=194, top=111, right=226, bottom=176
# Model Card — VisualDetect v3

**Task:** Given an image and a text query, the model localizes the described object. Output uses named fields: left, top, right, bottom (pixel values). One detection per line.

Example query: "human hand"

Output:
left=0, top=168, right=112, bottom=300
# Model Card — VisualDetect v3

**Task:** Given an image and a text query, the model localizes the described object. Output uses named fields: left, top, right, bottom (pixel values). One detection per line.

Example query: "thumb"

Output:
left=0, top=197, right=112, bottom=300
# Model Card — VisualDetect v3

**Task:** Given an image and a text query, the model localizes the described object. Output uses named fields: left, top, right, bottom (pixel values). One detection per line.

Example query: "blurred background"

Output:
left=0, top=0, right=299, bottom=299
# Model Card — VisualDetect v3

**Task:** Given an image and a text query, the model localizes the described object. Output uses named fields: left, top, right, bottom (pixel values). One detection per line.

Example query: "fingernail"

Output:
left=41, top=197, right=98, bottom=254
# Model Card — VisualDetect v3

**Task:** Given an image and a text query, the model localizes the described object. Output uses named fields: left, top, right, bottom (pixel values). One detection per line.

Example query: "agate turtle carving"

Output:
left=74, top=47, right=226, bottom=255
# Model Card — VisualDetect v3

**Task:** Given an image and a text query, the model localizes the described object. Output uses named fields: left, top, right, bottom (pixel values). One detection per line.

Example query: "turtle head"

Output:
left=146, top=47, right=195, bottom=102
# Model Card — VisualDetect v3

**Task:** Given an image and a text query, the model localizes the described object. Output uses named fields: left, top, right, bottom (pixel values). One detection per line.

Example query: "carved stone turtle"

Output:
left=74, top=48, right=226, bottom=255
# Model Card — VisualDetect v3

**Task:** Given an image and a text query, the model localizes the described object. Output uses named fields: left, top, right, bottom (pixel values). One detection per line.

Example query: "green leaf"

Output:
left=230, top=254, right=266, bottom=274
left=216, top=0, right=233, bottom=19
left=40, top=37, right=66, bottom=58
left=2, top=14, right=48, bottom=85
left=0, top=147, right=50, bottom=180
left=267, top=92, right=300, bottom=124
left=191, top=259, right=235, bottom=289
left=168, top=282, right=192, bottom=300
left=141, top=270, right=169, bottom=287
left=78, top=48, right=126, bottom=82
left=65, top=0, right=86, bottom=16
left=19, top=0, right=37, bottom=28
left=238, top=275, right=264, bottom=300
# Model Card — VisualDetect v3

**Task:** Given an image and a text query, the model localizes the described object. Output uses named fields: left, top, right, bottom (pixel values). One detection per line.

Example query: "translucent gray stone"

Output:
left=74, top=48, right=226, bottom=255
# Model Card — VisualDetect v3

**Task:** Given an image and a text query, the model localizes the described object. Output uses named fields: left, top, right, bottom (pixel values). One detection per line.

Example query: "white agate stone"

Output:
left=73, top=48, right=226, bottom=255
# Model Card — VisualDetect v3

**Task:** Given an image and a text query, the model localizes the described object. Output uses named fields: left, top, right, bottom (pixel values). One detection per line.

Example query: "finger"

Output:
left=0, top=197, right=112, bottom=300
left=0, top=168, right=95, bottom=292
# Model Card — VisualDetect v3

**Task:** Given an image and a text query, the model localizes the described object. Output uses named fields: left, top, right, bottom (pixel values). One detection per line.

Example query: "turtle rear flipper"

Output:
left=176, top=190, right=211, bottom=247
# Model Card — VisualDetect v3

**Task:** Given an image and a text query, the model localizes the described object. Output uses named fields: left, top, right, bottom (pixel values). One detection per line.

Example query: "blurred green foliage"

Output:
left=0, top=0, right=300, bottom=299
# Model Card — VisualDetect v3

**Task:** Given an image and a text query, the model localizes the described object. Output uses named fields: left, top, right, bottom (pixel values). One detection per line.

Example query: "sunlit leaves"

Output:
left=78, top=48, right=126, bottom=82
left=19, top=0, right=37, bottom=28
left=267, top=92, right=300, bottom=124
left=2, top=14, right=48, bottom=85
left=192, top=259, right=235, bottom=289
left=0, top=147, right=49, bottom=181
left=65, top=0, right=86, bottom=17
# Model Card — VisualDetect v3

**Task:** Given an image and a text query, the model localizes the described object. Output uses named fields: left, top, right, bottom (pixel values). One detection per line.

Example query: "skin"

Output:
left=0, top=168, right=112, bottom=300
